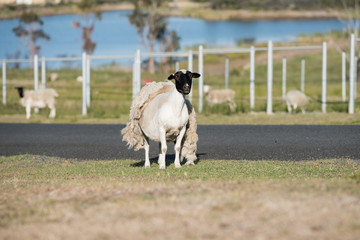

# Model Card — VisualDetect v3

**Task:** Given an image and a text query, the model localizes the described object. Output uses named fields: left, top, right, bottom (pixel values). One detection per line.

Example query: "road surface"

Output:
left=0, top=123, right=359, bottom=161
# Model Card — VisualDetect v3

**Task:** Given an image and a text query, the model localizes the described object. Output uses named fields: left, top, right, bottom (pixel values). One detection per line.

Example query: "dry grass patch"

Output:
left=0, top=155, right=360, bottom=240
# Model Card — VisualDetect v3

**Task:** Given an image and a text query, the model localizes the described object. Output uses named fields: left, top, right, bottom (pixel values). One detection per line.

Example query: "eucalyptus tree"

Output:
left=129, top=0, right=180, bottom=73
left=72, top=0, right=102, bottom=55
left=12, top=10, right=50, bottom=65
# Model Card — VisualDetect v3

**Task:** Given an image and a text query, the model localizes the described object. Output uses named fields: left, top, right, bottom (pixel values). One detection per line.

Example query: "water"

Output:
left=0, top=10, right=344, bottom=65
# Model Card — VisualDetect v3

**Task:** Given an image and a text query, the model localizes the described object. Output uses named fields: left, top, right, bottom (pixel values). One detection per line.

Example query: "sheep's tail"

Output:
left=181, top=100, right=198, bottom=165
left=121, top=119, right=144, bottom=151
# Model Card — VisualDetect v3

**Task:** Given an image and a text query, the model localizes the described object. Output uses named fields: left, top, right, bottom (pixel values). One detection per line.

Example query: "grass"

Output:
left=1, top=155, right=360, bottom=239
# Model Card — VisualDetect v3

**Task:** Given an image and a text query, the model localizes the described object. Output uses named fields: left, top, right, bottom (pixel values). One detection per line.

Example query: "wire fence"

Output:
left=1, top=39, right=358, bottom=118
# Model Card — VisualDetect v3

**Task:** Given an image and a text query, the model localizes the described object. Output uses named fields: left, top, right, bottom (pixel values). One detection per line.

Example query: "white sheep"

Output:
left=285, top=90, right=309, bottom=113
left=121, top=70, right=200, bottom=169
left=16, top=87, right=59, bottom=119
left=49, top=73, right=59, bottom=82
left=204, top=85, right=236, bottom=111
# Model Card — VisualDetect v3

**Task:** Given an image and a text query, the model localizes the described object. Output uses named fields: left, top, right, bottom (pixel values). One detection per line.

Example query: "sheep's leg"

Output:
left=159, top=127, right=167, bottom=169
left=144, top=136, right=150, bottom=168
left=287, top=104, right=292, bottom=113
left=301, top=107, right=306, bottom=114
left=229, top=101, right=236, bottom=112
left=293, top=104, right=298, bottom=111
left=49, top=107, right=56, bottom=118
left=26, top=105, right=31, bottom=119
left=174, top=127, right=186, bottom=168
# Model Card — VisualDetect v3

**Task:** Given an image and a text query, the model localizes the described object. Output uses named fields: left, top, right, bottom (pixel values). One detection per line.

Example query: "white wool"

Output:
left=285, top=90, right=309, bottom=113
left=204, top=85, right=236, bottom=112
left=121, top=81, right=198, bottom=169
left=19, top=88, right=58, bottom=119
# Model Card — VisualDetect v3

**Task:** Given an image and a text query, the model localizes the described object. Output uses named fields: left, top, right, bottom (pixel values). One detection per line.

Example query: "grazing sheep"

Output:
left=285, top=90, right=309, bottom=113
left=16, top=87, right=59, bottom=119
left=49, top=73, right=59, bottom=82
left=204, top=85, right=236, bottom=111
left=76, top=76, right=83, bottom=82
left=121, top=70, right=200, bottom=169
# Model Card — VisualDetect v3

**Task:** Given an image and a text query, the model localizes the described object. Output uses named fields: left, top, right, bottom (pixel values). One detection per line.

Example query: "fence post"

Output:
left=135, top=49, right=141, bottom=96
left=41, top=56, right=46, bottom=89
left=301, top=59, right=305, bottom=92
left=282, top=58, right=287, bottom=100
left=321, top=42, right=327, bottom=113
left=2, top=61, right=6, bottom=106
left=86, top=54, right=91, bottom=107
left=175, top=61, right=180, bottom=71
left=349, top=34, right=355, bottom=114
left=34, top=54, right=39, bottom=91
left=33, top=54, right=39, bottom=113
left=354, top=56, right=358, bottom=99
left=225, top=57, right=229, bottom=89
left=267, top=41, right=273, bottom=115
left=188, top=50, right=193, bottom=101
left=198, top=45, right=204, bottom=113
left=250, top=46, right=255, bottom=110
left=342, top=52, right=346, bottom=102
left=82, top=52, right=87, bottom=116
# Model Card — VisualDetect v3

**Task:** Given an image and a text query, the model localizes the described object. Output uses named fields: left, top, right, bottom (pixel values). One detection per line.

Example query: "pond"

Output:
left=0, top=10, right=344, bottom=66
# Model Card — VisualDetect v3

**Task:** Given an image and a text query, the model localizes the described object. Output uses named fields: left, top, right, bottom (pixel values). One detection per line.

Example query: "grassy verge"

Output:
left=1, top=42, right=360, bottom=124
left=1, top=155, right=360, bottom=239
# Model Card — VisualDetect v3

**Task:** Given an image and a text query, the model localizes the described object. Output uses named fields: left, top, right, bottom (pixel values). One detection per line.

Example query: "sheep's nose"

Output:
left=184, top=83, right=190, bottom=90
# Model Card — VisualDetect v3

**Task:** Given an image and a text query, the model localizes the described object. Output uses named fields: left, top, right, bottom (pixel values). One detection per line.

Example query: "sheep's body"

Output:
left=285, top=90, right=308, bottom=113
left=204, top=85, right=236, bottom=111
left=122, top=71, right=199, bottom=169
left=49, top=73, right=59, bottom=82
left=18, top=88, right=59, bottom=119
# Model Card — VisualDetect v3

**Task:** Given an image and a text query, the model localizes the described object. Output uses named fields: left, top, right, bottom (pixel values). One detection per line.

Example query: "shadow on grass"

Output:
left=130, top=153, right=206, bottom=168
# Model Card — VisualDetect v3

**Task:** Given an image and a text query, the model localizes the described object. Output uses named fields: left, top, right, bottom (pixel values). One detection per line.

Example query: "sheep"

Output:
left=285, top=90, right=309, bottom=113
left=16, top=87, right=59, bottom=119
left=204, top=85, right=237, bottom=112
left=76, top=76, right=83, bottom=82
left=49, top=73, right=59, bottom=82
left=121, top=70, right=200, bottom=169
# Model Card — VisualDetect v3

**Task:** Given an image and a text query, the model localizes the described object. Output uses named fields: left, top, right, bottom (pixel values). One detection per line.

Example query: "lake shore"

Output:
left=0, top=2, right=341, bottom=21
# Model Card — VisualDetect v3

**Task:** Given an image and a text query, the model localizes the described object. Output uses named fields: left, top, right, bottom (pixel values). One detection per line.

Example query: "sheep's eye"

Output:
left=188, top=74, right=192, bottom=78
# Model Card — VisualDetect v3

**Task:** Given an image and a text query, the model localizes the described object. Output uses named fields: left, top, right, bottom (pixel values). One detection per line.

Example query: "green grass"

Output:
left=1, top=154, right=359, bottom=182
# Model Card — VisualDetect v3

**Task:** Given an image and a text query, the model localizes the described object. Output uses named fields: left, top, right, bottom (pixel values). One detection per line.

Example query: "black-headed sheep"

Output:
left=16, top=87, right=59, bottom=119
left=121, top=70, right=200, bottom=169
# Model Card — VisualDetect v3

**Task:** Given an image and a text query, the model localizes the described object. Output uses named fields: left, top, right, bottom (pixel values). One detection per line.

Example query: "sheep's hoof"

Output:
left=159, top=165, right=166, bottom=170
left=145, top=165, right=150, bottom=168
left=175, top=164, right=181, bottom=168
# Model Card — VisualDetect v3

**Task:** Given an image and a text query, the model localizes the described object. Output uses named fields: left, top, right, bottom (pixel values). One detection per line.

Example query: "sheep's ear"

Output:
left=168, top=74, right=175, bottom=80
left=191, top=72, right=200, bottom=79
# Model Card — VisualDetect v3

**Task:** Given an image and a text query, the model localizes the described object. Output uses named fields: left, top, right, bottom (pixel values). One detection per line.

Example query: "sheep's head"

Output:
left=16, top=87, right=24, bottom=98
left=168, top=70, right=200, bottom=95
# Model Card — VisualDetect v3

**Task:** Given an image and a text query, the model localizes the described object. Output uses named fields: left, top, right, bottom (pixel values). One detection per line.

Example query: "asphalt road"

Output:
left=0, top=123, right=359, bottom=161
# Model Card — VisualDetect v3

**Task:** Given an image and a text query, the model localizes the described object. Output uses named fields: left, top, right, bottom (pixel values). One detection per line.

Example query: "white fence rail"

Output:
left=1, top=39, right=357, bottom=115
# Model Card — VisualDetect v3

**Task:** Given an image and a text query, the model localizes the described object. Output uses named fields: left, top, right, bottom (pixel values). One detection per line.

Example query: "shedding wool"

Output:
left=121, top=81, right=198, bottom=164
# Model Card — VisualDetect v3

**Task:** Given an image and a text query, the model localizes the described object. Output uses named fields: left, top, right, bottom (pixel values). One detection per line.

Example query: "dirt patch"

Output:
left=1, top=178, right=359, bottom=240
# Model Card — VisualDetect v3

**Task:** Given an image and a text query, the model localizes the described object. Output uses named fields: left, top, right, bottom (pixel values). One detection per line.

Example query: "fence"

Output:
left=1, top=39, right=357, bottom=116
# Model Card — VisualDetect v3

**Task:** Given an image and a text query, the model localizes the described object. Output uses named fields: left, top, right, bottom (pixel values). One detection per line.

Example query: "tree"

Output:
left=329, top=0, right=360, bottom=81
left=129, top=0, right=180, bottom=73
left=72, top=0, right=102, bottom=55
left=12, top=10, right=50, bottom=64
